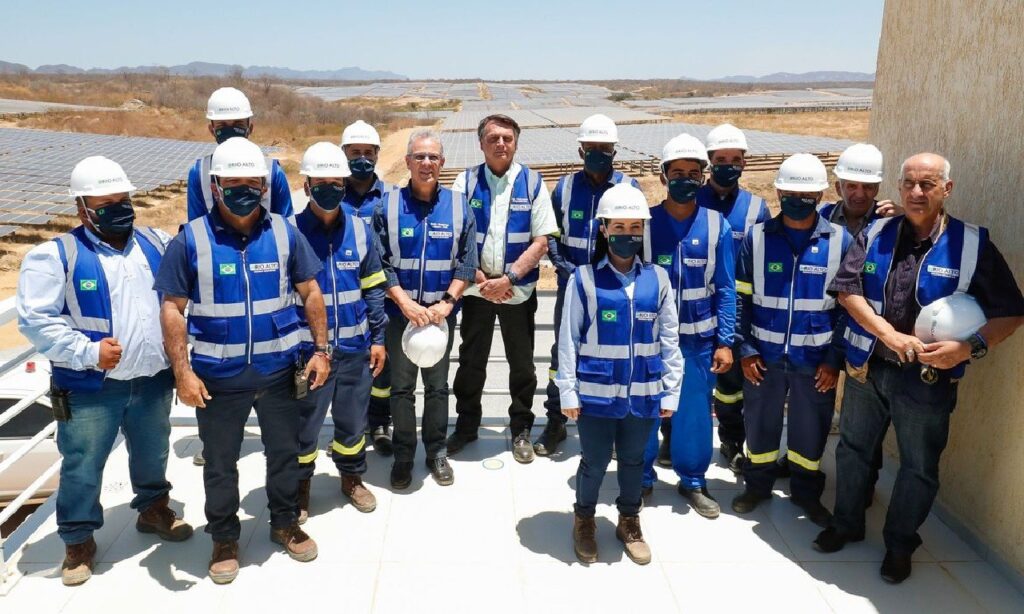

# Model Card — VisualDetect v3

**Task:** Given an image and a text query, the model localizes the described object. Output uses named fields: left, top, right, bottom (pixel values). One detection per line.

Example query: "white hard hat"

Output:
left=69, top=156, right=136, bottom=197
left=300, top=142, right=352, bottom=178
left=705, top=123, right=748, bottom=152
left=402, top=320, right=450, bottom=368
left=206, top=87, right=253, bottom=121
left=595, top=183, right=650, bottom=220
left=577, top=114, right=618, bottom=143
left=834, top=143, right=884, bottom=184
left=210, top=137, right=269, bottom=178
left=914, top=294, right=987, bottom=343
left=774, top=153, right=830, bottom=192
left=661, top=133, right=708, bottom=169
left=341, top=120, right=382, bottom=147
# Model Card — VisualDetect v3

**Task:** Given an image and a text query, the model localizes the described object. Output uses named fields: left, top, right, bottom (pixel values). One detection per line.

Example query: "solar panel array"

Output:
left=441, top=127, right=651, bottom=169
left=624, top=89, right=872, bottom=113
left=0, top=127, right=278, bottom=238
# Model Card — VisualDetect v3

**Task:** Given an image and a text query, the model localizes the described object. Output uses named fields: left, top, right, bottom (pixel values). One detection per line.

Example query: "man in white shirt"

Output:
left=447, top=115, right=558, bottom=463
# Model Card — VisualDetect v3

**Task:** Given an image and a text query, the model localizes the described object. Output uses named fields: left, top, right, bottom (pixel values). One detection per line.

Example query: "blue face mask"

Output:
left=711, top=164, right=743, bottom=188
left=667, top=177, right=702, bottom=203
left=348, top=156, right=376, bottom=180
left=607, top=233, right=644, bottom=259
left=583, top=149, right=615, bottom=175
left=310, top=183, right=345, bottom=211
left=87, top=198, right=135, bottom=237
left=780, top=195, right=818, bottom=221
left=219, top=183, right=263, bottom=217
left=213, top=124, right=249, bottom=144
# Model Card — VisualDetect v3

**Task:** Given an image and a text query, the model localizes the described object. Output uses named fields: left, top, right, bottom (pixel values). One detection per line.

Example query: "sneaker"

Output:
left=192, top=448, right=206, bottom=466
left=513, top=430, right=535, bottom=464
left=615, top=515, right=651, bottom=565
left=426, top=457, right=455, bottom=486
left=136, top=495, right=193, bottom=541
left=533, top=421, right=567, bottom=456
left=678, top=485, right=720, bottom=519
left=296, top=478, right=311, bottom=524
left=270, top=524, right=318, bottom=562
left=341, top=474, right=377, bottom=513
left=573, top=514, right=598, bottom=563
left=731, top=489, right=770, bottom=514
left=61, top=537, right=97, bottom=586
left=656, top=435, right=672, bottom=467
left=445, top=431, right=478, bottom=456
left=372, top=426, right=394, bottom=457
left=208, top=540, right=239, bottom=585
left=390, top=461, right=413, bottom=490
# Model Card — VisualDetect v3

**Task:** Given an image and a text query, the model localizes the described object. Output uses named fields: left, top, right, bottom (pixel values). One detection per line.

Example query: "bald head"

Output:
left=899, top=152, right=953, bottom=233
left=901, top=153, right=950, bottom=181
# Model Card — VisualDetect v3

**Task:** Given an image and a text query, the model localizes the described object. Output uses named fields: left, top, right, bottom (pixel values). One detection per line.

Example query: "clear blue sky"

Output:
left=0, top=0, right=884, bottom=80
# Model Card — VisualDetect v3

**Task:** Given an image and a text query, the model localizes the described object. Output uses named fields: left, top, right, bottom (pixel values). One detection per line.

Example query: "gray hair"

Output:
left=407, top=129, right=444, bottom=156
left=901, top=154, right=951, bottom=181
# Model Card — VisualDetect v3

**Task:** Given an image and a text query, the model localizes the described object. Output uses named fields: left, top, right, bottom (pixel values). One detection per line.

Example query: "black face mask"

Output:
left=667, top=178, right=702, bottom=203
left=214, top=124, right=249, bottom=144
left=310, top=183, right=346, bottom=211
left=583, top=149, right=615, bottom=175
left=711, top=164, right=743, bottom=188
left=348, top=156, right=376, bottom=181
left=780, top=194, right=818, bottom=221
left=607, top=233, right=644, bottom=259
left=219, top=183, right=263, bottom=217
left=86, top=198, right=135, bottom=237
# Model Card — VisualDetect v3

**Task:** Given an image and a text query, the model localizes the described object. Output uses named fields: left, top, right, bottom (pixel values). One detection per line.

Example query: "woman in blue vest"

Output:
left=555, top=183, right=683, bottom=566
left=732, top=153, right=853, bottom=528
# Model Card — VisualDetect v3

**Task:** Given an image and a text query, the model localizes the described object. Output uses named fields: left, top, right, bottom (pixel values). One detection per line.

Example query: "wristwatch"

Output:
left=441, top=292, right=456, bottom=305
left=315, top=344, right=333, bottom=357
left=968, top=333, right=988, bottom=359
left=505, top=270, right=520, bottom=286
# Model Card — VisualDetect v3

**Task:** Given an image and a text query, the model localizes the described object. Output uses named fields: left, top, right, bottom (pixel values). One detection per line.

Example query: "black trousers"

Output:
left=453, top=293, right=538, bottom=436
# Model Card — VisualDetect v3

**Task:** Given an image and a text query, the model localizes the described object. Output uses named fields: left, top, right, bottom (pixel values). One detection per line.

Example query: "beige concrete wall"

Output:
left=870, top=0, right=1024, bottom=574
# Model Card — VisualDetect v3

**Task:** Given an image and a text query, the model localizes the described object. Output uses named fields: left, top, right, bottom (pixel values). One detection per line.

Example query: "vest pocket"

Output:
left=189, top=317, right=229, bottom=345
left=577, top=357, right=614, bottom=385
left=271, top=309, right=301, bottom=335
left=643, top=355, right=664, bottom=379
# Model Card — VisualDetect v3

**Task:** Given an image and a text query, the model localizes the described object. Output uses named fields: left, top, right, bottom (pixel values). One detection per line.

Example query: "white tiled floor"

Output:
left=3, top=425, right=1023, bottom=614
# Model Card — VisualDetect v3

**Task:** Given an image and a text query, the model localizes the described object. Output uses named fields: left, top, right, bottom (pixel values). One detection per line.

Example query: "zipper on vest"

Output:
left=329, top=240, right=339, bottom=342
left=628, top=281, right=636, bottom=405
left=418, top=216, right=428, bottom=303
left=785, top=252, right=798, bottom=355
left=242, top=248, right=253, bottom=363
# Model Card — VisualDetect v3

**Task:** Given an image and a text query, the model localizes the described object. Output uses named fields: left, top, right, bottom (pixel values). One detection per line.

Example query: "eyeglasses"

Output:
left=410, top=153, right=442, bottom=163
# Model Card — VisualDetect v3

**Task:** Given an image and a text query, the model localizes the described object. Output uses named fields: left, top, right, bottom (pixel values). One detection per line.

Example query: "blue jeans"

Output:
left=297, top=350, right=372, bottom=477
left=56, top=369, right=174, bottom=545
left=643, top=350, right=715, bottom=490
left=832, top=358, right=957, bottom=554
left=575, top=412, right=658, bottom=518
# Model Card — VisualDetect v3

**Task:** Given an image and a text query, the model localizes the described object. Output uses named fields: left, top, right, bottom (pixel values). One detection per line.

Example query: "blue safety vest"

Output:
left=697, top=185, right=767, bottom=257
left=465, top=164, right=542, bottom=284
left=573, top=262, right=671, bottom=419
left=343, top=176, right=394, bottom=224
left=294, top=209, right=379, bottom=353
left=556, top=170, right=639, bottom=267
left=843, top=215, right=985, bottom=377
left=381, top=186, right=466, bottom=317
left=644, top=205, right=724, bottom=353
left=52, top=226, right=165, bottom=392
left=748, top=216, right=846, bottom=368
left=182, top=213, right=302, bottom=379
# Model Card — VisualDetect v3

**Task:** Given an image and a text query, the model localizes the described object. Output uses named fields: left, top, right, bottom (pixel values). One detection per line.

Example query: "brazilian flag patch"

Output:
left=79, top=279, right=98, bottom=291
left=470, top=198, right=483, bottom=209
left=657, top=254, right=673, bottom=266
left=864, top=262, right=877, bottom=274
left=219, top=263, right=237, bottom=275
left=600, top=310, right=618, bottom=323
left=768, top=262, right=784, bottom=273
left=401, top=228, right=414, bottom=238
left=570, top=210, right=584, bottom=220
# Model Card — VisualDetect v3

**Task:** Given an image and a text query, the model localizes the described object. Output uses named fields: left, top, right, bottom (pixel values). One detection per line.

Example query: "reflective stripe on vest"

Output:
left=559, top=171, right=634, bottom=265
left=574, top=263, right=668, bottom=419
left=199, top=153, right=274, bottom=214
left=384, top=186, right=463, bottom=304
left=466, top=164, right=541, bottom=283
left=750, top=221, right=843, bottom=366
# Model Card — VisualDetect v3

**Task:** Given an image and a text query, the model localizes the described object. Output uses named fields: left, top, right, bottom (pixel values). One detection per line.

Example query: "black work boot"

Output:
left=445, top=431, right=478, bottom=456
left=719, top=440, right=744, bottom=474
left=513, top=430, right=535, bottom=464
left=678, top=485, right=720, bottom=519
left=731, top=489, right=770, bottom=514
left=426, top=457, right=454, bottom=486
left=656, top=435, right=672, bottom=467
left=372, top=426, right=394, bottom=457
left=533, top=420, right=567, bottom=456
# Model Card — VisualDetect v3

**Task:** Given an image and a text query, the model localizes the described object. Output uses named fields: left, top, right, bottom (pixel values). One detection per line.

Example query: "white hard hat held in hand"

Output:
left=596, top=183, right=650, bottom=220
left=915, top=294, right=987, bottom=343
left=774, top=153, right=830, bottom=192
left=402, top=319, right=450, bottom=368
left=206, top=87, right=254, bottom=121
left=301, top=142, right=352, bottom=178
left=577, top=114, right=619, bottom=143
left=834, top=143, right=884, bottom=184
left=705, top=123, right=748, bottom=152
left=342, top=120, right=382, bottom=147
left=210, top=137, right=269, bottom=178
left=69, top=156, right=137, bottom=197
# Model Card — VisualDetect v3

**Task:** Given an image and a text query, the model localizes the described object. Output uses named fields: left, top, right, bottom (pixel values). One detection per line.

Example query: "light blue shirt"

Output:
left=17, top=226, right=172, bottom=380
left=555, top=256, right=684, bottom=411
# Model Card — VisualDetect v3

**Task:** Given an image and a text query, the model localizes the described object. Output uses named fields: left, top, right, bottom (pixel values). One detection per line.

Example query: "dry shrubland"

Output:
left=672, top=110, right=870, bottom=142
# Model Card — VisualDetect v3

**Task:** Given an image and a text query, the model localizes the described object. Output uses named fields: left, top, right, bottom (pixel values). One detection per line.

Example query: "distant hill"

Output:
left=699, top=71, right=875, bottom=84
left=0, top=60, right=407, bottom=81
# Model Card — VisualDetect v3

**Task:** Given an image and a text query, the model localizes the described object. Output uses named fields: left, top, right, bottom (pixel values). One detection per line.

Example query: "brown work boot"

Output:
left=616, top=514, right=652, bottom=565
left=573, top=514, right=598, bottom=563
left=270, top=524, right=319, bottom=562
left=61, top=537, right=97, bottom=586
left=297, top=478, right=311, bottom=525
left=209, top=540, right=239, bottom=584
left=341, top=473, right=377, bottom=513
left=136, top=495, right=194, bottom=541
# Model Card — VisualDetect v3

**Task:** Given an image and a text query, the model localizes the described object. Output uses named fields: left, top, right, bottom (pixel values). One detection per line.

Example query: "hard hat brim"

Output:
left=577, top=136, right=619, bottom=144
left=302, top=167, right=353, bottom=178
left=69, top=183, right=137, bottom=197
left=774, top=180, right=830, bottom=192
left=206, top=111, right=254, bottom=121
left=834, top=171, right=883, bottom=184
